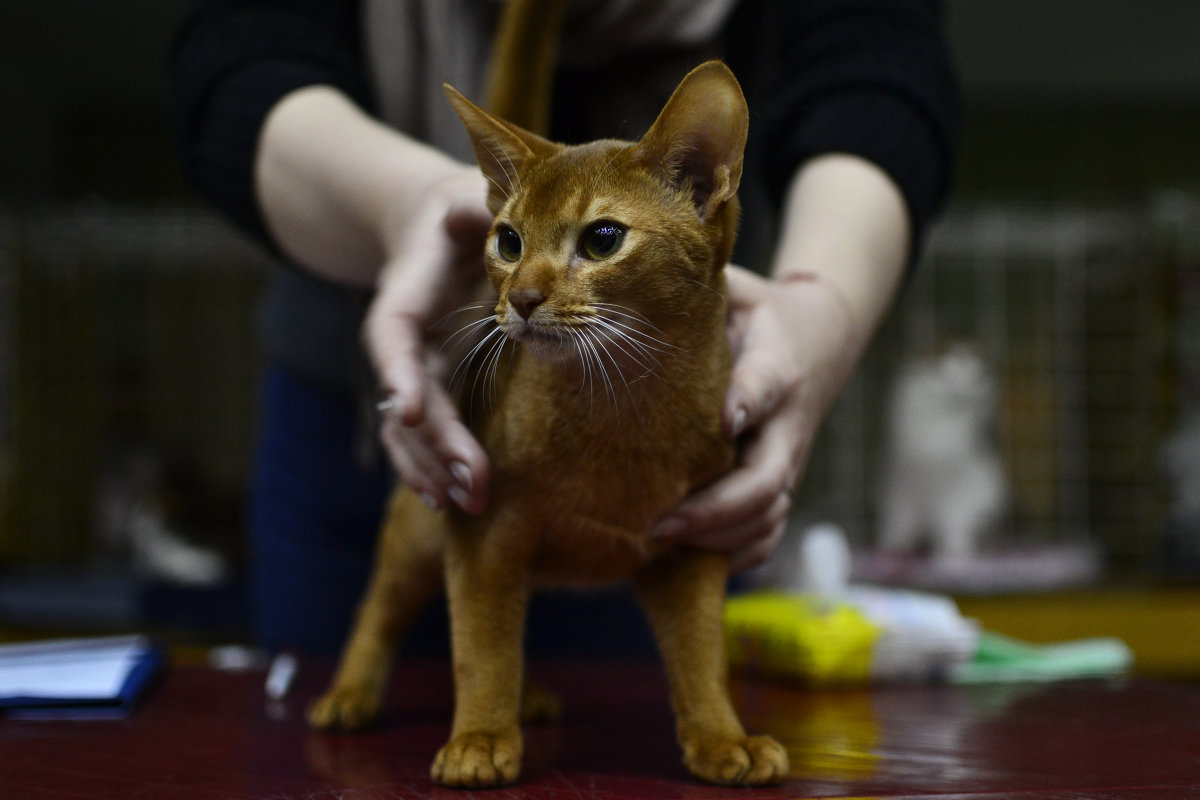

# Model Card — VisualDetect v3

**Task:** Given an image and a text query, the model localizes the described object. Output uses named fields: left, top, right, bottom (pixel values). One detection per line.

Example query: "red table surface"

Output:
left=4, top=660, right=1200, bottom=799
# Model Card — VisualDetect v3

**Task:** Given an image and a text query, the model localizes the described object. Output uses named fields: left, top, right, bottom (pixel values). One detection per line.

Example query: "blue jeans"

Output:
left=248, top=365, right=392, bottom=655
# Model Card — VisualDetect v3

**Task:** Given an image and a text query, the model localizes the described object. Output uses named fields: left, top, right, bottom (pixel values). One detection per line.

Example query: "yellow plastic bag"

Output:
left=724, top=591, right=881, bottom=684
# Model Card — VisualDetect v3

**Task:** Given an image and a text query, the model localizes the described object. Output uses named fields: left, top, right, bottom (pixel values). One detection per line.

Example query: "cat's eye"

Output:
left=496, top=226, right=522, bottom=262
left=581, top=221, right=626, bottom=261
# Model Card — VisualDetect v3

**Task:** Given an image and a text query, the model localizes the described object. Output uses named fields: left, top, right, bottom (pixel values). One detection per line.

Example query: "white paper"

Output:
left=0, top=635, right=149, bottom=701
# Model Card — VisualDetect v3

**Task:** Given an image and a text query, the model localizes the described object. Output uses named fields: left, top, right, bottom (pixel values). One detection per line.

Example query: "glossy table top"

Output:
left=4, top=660, right=1200, bottom=799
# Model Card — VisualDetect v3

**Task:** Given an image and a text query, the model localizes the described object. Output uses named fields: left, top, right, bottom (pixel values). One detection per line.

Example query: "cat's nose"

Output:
left=508, top=287, right=547, bottom=320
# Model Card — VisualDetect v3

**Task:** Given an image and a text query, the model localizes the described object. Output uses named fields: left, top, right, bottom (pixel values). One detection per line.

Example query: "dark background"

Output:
left=0, top=1, right=1198, bottom=652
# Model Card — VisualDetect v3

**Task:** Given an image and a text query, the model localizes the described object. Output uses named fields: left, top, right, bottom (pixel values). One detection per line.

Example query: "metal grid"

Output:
left=1, top=208, right=272, bottom=565
left=1, top=203, right=1193, bottom=572
left=801, top=203, right=1187, bottom=569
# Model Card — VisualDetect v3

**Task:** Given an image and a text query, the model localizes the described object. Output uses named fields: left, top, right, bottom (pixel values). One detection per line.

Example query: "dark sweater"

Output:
left=169, top=0, right=959, bottom=390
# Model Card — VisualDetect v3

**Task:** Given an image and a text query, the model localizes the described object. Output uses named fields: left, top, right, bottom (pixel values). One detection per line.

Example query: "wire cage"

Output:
left=799, top=201, right=1195, bottom=577
left=0, top=208, right=273, bottom=566
left=1, top=202, right=1196, bottom=582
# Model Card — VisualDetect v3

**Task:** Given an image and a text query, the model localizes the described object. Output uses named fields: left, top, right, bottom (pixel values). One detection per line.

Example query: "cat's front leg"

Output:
left=309, top=490, right=445, bottom=731
left=636, top=549, right=789, bottom=786
left=433, top=518, right=533, bottom=788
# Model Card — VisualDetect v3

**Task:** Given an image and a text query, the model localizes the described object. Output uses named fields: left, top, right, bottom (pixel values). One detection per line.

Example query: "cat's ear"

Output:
left=634, top=61, right=748, bottom=222
left=444, top=83, right=560, bottom=214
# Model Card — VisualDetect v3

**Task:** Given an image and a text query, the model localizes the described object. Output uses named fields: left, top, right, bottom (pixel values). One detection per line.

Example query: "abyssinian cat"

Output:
left=306, top=14, right=787, bottom=789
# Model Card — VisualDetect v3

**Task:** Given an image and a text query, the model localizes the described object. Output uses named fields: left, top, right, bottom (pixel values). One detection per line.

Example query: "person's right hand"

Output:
left=364, top=168, right=495, bottom=514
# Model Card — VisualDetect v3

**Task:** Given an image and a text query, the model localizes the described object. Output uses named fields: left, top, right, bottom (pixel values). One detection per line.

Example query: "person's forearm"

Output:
left=769, top=153, right=911, bottom=346
left=255, top=85, right=475, bottom=288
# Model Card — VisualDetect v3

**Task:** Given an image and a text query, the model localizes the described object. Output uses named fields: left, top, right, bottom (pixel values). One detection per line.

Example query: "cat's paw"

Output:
left=520, top=679, right=562, bottom=724
left=431, top=729, right=523, bottom=788
left=306, top=685, right=382, bottom=731
left=682, top=733, right=789, bottom=786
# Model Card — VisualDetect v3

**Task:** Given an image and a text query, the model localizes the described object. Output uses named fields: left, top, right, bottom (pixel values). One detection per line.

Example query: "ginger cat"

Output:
left=307, top=60, right=788, bottom=788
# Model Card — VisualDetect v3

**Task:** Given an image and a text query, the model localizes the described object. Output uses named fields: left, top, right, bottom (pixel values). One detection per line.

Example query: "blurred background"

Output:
left=0, top=1, right=1198, bottom=673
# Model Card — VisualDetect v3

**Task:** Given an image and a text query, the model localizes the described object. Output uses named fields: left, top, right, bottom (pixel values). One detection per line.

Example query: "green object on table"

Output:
left=952, top=631, right=1133, bottom=684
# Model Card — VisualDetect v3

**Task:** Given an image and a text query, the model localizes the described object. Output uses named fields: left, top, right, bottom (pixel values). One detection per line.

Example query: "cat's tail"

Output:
left=483, top=0, right=569, bottom=136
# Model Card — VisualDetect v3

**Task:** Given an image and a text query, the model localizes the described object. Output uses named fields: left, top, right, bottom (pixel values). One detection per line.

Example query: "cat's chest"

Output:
left=498, top=417, right=730, bottom=580
left=499, top=440, right=695, bottom=529
left=487, top=386, right=727, bottom=511
left=476, top=349, right=731, bottom=580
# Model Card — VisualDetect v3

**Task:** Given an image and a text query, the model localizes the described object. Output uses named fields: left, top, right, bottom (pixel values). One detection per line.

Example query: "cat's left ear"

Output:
left=444, top=83, right=560, bottom=215
left=634, top=61, right=749, bottom=222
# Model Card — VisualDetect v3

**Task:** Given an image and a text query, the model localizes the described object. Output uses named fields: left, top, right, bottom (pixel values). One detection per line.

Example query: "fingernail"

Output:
left=731, top=406, right=748, bottom=437
left=652, top=516, right=688, bottom=539
left=419, top=492, right=440, bottom=511
left=449, top=461, right=473, bottom=492
left=448, top=485, right=471, bottom=511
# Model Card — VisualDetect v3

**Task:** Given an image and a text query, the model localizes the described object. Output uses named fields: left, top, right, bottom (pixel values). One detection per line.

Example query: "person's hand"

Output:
left=652, top=264, right=862, bottom=572
left=364, top=168, right=494, bottom=514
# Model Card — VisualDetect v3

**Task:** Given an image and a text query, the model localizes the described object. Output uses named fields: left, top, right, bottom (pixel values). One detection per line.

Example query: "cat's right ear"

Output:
left=444, top=84, right=559, bottom=215
left=634, top=61, right=748, bottom=223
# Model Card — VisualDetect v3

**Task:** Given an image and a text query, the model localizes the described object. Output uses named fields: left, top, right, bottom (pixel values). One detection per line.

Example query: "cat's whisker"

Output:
left=434, top=300, right=495, bottom=328
left=591, top=304, right=680, bottom=355
left=685, top=277, right=725, bottom=300
left=575, top=327, right=618, bottom=407
left=453, top=324, right=505, bottom=394
left=597, top=323, right=655, bottom=388
left=476, top=146, right=514, bottom=201
left=588, top=318, right=657, bottom=377
left=588, top=326, right=637, bottom=402
left=437, top=303, right=499, bottom=379
left=561, top=321, right=608, bottom=401
left=448, top=332, right=489, bottom=392
left=578, top=329, right=608, bottom=408
left=440, top=313, right=499, bottom=356
left=593, top=336, right=622, bottom=408
left=569, top=329, right=592, bottom=399
left=559, top=327, right=592, bottom=409
left=472, top=327, right=511, bottom=418
left=484, top=331, right=510, bottom=413
left=479, top=137, right=522, bottom=198
left=589, top=317, right=664, bottom=368
left=591, top=302, right=675, bottom=337
left=481, top=171, right=513, bottom=204
left=601, top=319, right=675, bottom=355
left=452, top=318, right=502, bottom=367
left=566, top=328, right=597, bottom=408
left=590, top=302, right=652, bottom=324
left=593, top=325, right=636, bottom=401
left=589, top=146, right=625, bottom=197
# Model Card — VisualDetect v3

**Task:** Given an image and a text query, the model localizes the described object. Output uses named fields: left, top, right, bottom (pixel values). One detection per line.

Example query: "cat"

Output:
left=93, top=440, right=227, bottom=586
left=306, top=60, right=788, bottom=788
left=876, top=344, right=1008, bottom=566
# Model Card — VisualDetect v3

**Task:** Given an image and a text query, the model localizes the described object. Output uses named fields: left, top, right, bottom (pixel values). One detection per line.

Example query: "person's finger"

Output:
left=365, top=305, right=429, bottom=427
left=381, top=383, right=490, bottom=513
left=420, top=385, right=490, bottom=513
left=722, top=350, right=786, bottom=439
left=382, top=422, right=449, bottom=507
left=722, top=263, right=765, bottom=311
left=654, top=413, right=800, bottom=540
left=442, top=199, right=493, bottom=258
left=728, top=515, right=788, bottom=573
left=682, top=489, right=792, bottom=554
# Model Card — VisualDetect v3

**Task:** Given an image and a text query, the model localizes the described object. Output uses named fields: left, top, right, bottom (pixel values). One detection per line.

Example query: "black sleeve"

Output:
left=167, top=0, right=373, bottom=247
left=729, top=0, right=960, bottom=258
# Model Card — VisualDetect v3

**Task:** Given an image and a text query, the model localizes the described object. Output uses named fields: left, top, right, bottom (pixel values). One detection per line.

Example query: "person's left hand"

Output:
left=651, top=264, right=862, bottom=572
left=364, top=169, right=495, bottom=514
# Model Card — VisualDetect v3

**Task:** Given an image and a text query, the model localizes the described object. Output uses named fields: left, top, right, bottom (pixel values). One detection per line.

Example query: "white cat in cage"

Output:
left=877, top=344, right=1009, bottom=568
